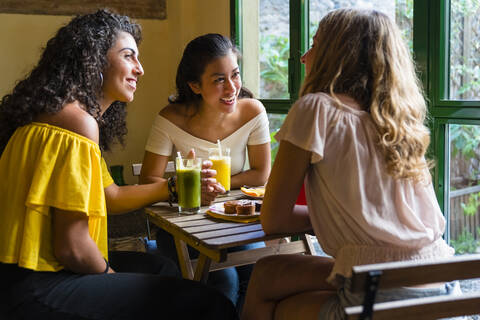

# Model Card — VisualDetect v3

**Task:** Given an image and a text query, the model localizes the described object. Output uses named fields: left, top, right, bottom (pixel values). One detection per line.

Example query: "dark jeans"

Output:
left=1, top=251, right=237, bottom=320
left=155, top=228, right=264, bottom=313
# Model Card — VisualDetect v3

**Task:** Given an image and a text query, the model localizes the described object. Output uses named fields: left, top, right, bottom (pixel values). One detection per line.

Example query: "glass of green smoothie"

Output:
left=176, top=157, right=202, bottom=214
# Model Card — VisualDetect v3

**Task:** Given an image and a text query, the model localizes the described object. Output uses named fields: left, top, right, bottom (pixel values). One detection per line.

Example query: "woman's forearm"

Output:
left=105, top=181, right=169, bottom=214
left=231, top=168, right=269, bottom=189
left=56, top=235, right=114, bottom=274
left=53, top=209, right=115, bottom=274
left=261, top=204, right=311, bottom=235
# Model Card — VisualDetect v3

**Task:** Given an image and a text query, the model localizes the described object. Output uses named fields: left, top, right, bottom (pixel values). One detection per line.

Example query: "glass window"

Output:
left=241, top=0, right=290, bottom=99
left=448, top=123, right=480, bottom=255
left=309, top=0, right=413, bottom=51
left=267, top=113, right=287, bottom=164
left=449, top=0, right=480, bottom=100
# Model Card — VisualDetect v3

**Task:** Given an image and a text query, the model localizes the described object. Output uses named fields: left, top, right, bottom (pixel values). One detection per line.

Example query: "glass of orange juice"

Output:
left=208, top=147, right=231, bottom=192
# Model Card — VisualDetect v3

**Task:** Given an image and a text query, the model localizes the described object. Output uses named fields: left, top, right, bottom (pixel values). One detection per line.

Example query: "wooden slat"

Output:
left=191, top=240, right=311, bottom=271
left=183, top=222, right=253, bottom=234
left=175, top=219, right=222, bottom=228
left=350, top=254, right=480, bottom=293
left=194, top=224, right=263, bottom=240
left=345, top=293, right=480, bottom=320
left=203, top=230, right=268, bottom=247
left=0, top=0, right=166, bottom=19
left=166, top=214, right=209, bottom=223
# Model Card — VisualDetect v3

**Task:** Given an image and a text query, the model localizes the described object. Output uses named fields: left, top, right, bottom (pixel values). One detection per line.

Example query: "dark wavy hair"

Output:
left=169, top=33, right=253, bottom=111
left=0, top=9, right=142, bottom=154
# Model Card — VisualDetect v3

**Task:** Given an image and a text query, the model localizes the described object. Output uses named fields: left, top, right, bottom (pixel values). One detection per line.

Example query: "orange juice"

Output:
left=210, top=157, right=231, bottom=191
left=208, top=147, right=231, bottom=192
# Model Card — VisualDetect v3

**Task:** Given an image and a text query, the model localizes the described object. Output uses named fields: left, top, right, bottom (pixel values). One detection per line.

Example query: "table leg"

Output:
left=174, top=238, right=194, bottom=279
left=193, top=254, right=212, bottom=283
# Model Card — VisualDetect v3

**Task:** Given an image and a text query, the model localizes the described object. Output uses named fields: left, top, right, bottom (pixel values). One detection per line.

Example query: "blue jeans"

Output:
left=154, top=228, right=264, bottom=312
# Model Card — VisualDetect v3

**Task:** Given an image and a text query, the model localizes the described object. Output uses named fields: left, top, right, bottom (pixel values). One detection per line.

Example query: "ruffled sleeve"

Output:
left=23, top=125, right=108, bottom=217
left=0, top=123, right=109, bottom=271
left=275, top=93, right=334, bottom=163
left=247, top=110, right=271, bottom=145
left=101, top=157, right=114, bottom=188
left=145, top=114, right=174, bottom=156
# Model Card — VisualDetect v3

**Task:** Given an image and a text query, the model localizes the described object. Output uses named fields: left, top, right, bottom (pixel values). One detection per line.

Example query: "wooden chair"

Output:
left=344, top=254, right=480, bottom=320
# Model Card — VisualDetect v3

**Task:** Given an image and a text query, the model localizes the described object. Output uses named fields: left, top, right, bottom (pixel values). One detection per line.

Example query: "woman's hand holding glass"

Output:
left=201, top=159, right=225, bottom=205
left=182, top=148, right=223, bottom=206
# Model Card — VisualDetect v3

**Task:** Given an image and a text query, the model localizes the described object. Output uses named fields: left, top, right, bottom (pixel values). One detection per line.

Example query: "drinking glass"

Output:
left=176, top=157, right=202, bottom=214
left=208, top=148, right=231, bottom=192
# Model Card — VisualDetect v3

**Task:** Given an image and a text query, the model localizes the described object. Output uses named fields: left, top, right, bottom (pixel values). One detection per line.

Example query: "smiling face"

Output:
left=188, top=50, right=242, bottom=114
left=101, top=31, right=144, bottom=109
left=301, top=29, right=319, bottom=76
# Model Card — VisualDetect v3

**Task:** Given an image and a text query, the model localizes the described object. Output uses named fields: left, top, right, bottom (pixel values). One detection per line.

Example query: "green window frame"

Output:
left=418, top=0, right=480, bottom=217
left=230, top=0, right=308, bottom=113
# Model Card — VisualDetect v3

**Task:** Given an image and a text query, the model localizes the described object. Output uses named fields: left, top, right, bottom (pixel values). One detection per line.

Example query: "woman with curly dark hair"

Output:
left=0, top=9, right=237, bottom=320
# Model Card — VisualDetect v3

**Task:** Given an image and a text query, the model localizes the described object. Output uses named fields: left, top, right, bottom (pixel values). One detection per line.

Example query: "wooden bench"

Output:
left=345, top=254, right=480, bottom=320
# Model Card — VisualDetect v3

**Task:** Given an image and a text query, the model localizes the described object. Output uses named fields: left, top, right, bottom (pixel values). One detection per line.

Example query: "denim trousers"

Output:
left=154, top=227, right=265, bottom=313
left=1, top=251, right=238, bottom=320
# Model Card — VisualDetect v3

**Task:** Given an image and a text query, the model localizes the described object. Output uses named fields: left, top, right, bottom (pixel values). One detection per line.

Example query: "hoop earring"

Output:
left=100, top=73, right=104, bottom=87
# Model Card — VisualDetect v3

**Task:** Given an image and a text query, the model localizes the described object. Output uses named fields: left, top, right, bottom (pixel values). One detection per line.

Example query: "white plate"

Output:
left=207, top=202, right=260, bottom=219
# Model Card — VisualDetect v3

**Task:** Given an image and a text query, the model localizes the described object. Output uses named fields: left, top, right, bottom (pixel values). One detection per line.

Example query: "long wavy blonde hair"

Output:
left=301, top=9, right=431, bottom=182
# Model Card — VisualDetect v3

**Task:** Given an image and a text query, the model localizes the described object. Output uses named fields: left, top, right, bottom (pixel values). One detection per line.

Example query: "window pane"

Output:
left=447, top=124, right=480, bottom=295
left=449, top=0, right=480, bottom=100
left=268, top=113, right=287, bottom=165
left=241, top=0, right=290, bottom=99
left=448, top=124, right=480, bottom=256
left=309, top=1, right=413, bottom=52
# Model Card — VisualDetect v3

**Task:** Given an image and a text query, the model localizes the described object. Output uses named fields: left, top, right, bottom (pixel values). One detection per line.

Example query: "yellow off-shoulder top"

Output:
left=0, top=122, right=114, bottom=271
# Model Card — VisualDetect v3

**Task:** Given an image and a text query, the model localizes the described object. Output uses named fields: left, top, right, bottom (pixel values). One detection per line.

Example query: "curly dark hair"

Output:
left=0, top=9, right=142, bottom=154
left=169, top=33, right=253, bottom=111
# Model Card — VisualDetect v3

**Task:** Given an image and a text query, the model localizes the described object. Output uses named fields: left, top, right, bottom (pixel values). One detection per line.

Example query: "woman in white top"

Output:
left=242, top=9, right=455, bottom=320
left=140, top=34, right=271, bottom=202
left=140, top=33, right=271, bottom=313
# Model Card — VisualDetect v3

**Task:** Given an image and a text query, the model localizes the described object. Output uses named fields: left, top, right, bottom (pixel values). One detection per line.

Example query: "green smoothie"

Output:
left=176, top=167, right=201, bottom=213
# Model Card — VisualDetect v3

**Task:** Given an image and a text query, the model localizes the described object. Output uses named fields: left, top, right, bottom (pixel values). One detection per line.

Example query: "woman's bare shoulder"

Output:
left=238, top=98, right=266, bottom=122
left=36, top=102, right=99, bottom=142
left=159, top=103, right=187, bottom=124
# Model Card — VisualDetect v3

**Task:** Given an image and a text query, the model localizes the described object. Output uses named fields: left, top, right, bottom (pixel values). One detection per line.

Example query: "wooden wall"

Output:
left=0, top=0, right=166, bottom=19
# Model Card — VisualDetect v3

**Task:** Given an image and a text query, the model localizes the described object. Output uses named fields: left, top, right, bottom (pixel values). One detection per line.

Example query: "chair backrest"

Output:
left=345, top=254, right=480, bottom=320
left=131, top=161, right=175, bottom=177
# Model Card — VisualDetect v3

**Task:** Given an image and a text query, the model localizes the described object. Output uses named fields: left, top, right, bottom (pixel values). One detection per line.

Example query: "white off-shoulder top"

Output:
left=145, top=111, right=270, bottom=175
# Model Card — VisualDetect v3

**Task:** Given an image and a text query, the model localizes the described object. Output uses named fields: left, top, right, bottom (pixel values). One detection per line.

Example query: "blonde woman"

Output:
left=242, top=9, right=456, bottom=320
